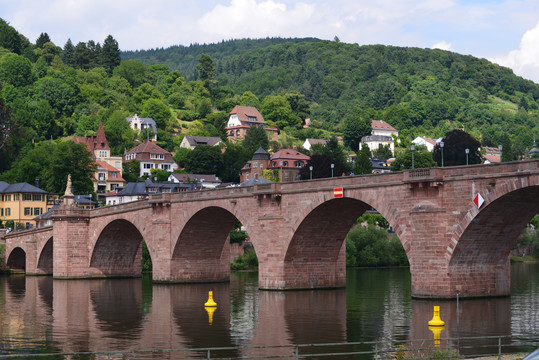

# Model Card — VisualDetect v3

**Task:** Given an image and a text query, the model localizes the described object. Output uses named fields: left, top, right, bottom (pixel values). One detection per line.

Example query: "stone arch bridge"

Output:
left=4, top=160, right=539, bottom=298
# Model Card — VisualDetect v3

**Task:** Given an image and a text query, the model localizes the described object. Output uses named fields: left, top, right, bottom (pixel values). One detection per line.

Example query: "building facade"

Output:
left=179, top=136, right=222, bottom=150
left=0, top=181, right=59, bottom=229
left=240, top=148, right=310, bottom=183
left=225, top=105, right=278, bottom=141
left=126, top=114, right=157, bottom=142
left=123, top=140, right=178, bottom=177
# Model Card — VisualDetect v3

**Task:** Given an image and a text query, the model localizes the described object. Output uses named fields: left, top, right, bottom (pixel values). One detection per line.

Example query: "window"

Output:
left=23, top=194, right=32, bottom=201
left=99, top=150, right=107, bottom=157
left=5, top=194, right=11, bottom=201
left=111, top=184, right=118, bottom=190
left=236, top=130, right=240, bottom=136
left=115, top=162, right=121, bottom=169
left=162, top=164, right=170, bottom=170
left=144, top=163, right=152, bottom=169
left=98, top=173, right=106, bottom=181
left=295, top=161, right=304, bottom=167
left=24, top=207, right=32, bottom=216
left=247, top=116, right=257, bottom=122
left=229, top=130, right=234, bottom=136
left=34, top=208, right=41, bottom=216
left=1, top=208, right=2, bottom=216
left=32, top=194, right=42, bottom=201
left=14, top=194, right=19, bottom=200
left=110, top=172, right=117, bottom=179
left=5, top=208, right=10, bottom=216
left=283, top=161, right=288, bottom=167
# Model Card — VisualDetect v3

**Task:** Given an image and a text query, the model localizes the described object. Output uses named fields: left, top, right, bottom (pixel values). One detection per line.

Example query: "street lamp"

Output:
left=309, top=166, right=313, bottom=180
left=331, top=163, right=334, bottom=178
left=465, top=148, right=470, bottom=166
left=498, top=145, right=503, bottom=162
left=410, top=145, right=415, bottom=169
left=279, top=161, right=283, bottom=183
left=440, top=141, right=444, bottom=167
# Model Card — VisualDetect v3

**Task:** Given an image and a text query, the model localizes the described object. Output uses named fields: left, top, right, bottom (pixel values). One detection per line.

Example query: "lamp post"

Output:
left=465, top=148, right=469, bottom=166
left=498, top=144, right=503, bottom=162
left=279, top=161, right=283, bottom=183
left=309, top=166, right=313, bottom=180
left=411, top=145, right=415, bottom=169
left=440, top=141, right=444, bottom=167
left=331, top=163, right=334, bottom=178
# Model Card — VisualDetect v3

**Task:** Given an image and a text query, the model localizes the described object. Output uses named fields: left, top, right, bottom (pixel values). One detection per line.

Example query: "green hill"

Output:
left=123, top=39, right=539, bottom=146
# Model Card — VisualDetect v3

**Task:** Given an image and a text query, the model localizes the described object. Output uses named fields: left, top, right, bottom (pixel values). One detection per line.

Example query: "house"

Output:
left=225, top=105, right=278, bottom=141
left=269, top=149, right=310, bottom=182
left=240, top=147, right=310, bottom=183
left=180, top=136, right=222, bottom=150
left=168, top=173, right=222, bottom=189
left=360, top=135, right=395, bottom=155
left=73, top=122, right=123, bottom=172
left=371, top=120, right=399, bottom=138
left=483, top=146, right=501, bottom=164
left=412, top=137, right=441, bottom=152
left=105, top=178, right=200, bottom=206
left=302, top=138, right=327, bottom=151
left=0, top=181, right=59, bottom=229
left=126, top=114, right=157, bottom=142
left=93, top=160, right=126, bottom=200
left=123, top=140, right=178, bottom=177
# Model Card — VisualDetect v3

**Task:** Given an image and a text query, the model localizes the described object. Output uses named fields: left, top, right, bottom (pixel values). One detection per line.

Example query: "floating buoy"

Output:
left=428, top=306, right=445, bottom=326
left=204, top=291, right=217, bottom=307
left=205, top=306, right=216, bottom=325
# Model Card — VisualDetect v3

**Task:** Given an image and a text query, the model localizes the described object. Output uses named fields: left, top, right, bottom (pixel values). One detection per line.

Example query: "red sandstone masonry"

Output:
left=4, top=160, right=539, bottom=298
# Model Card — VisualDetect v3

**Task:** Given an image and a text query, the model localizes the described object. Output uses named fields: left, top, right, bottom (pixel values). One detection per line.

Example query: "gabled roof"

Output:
left=271, top=149, right=310, bottom=161
left=72, top=121, right=110, bottom=156
left=483, top=154, right=501, bottom=163
left=183, top=135, right=222, bottom=147
left=94, top=160, right=126, bottom=182
left=126, top=114, right=157, bottom=134
left=125, top=140, right=169, bottom=155
left=0, top=181, right=48, bottom=194
left=305, top=138, right=327, bottom=145
left=240, top=176, right=273, bottom=187
left=170, top=173, right=221, bottom=183
left=372, top=120, right=398, bottom=132
left=229, top=105, right=266, bottom=125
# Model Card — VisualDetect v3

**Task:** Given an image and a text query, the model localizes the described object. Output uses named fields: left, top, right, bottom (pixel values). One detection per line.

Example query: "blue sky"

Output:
left=1, top=0, right=539, bottom=83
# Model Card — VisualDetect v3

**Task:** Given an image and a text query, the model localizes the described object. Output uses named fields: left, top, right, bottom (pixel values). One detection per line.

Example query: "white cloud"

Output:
left=492, top=21, right=539, bottom=83
left=197, top=0, right=315, bottom=41
left=431, top=40, right=452, bottom=51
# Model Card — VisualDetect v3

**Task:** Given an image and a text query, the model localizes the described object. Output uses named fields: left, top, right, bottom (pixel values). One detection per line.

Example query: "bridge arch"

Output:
left=7, top=247, right=26, bottom=271
left=90, top=219, right=147, bottom=277
left=171, top=206, right=243, bottom=283
left=282, top=195, right=405, bottom=289
left=448, top=185, right=539, bottom=296
left=37, top=237, right=53, bottom=274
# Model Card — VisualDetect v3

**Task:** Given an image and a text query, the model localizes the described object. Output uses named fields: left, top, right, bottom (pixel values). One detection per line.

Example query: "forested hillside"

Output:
left=125, top=39, right=539, bottom=150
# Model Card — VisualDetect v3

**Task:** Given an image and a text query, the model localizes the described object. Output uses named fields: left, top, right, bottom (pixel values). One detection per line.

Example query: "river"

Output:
left=0, top=264, right=537, bottom=359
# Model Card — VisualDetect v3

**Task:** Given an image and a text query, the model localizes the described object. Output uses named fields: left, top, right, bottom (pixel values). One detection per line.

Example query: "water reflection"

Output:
left=0, top=264, right=536, bottom=358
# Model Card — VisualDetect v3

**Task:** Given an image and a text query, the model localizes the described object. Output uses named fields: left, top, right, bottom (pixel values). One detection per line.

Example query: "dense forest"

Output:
left=2, top=17, right=539, bottom=196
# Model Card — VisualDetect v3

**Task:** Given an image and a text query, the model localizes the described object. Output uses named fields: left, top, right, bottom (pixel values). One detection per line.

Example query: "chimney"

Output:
left=34, top=178, right=40, bottom=188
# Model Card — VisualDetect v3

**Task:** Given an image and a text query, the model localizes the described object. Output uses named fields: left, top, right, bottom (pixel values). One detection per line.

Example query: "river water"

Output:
left=0, top=264, right=537, bottom=359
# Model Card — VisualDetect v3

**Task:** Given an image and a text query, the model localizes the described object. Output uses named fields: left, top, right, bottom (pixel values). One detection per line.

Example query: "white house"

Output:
left=371, top=120, right=399, bottom=138
left=412, top=137, right=441, bottom=152
left=302, top=138, right=327, bottom=151
left=123, top=141, right=178, bottom=177
left=126, top=114, right=158, bottom=142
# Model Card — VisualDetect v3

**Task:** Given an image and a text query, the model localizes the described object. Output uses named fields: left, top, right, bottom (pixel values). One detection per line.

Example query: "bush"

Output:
left=346, top=224, right=409, bottom=267
left=230, top=249, right=258, bottom=271
left=142, top=240, right=152, bottom=272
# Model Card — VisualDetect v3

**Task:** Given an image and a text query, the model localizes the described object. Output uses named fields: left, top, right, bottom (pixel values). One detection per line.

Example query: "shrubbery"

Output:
left=230, top=250, right=258, bottom=271
left=346, top=224, right=409, bottom=267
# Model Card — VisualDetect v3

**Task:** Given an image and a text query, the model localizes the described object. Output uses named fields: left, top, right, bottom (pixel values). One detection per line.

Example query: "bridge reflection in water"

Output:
left=0, top=266, right=537, bottom=359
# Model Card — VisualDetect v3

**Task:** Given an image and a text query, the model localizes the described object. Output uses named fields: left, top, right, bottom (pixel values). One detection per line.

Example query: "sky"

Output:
left=1, top=0, right=539, bottom=83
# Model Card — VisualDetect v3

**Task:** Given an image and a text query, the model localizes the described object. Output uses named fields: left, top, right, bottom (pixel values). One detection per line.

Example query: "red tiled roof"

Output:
left=124, top=140, right=174, bottom=163
left=94, top=160, right=126, bottom=182
left=306, top=138, right=327, bottom=145
left=229, top=105, right=266, bottom=125
left=372, top=120, right=398, bottom=132
left=483, top=154, right=501, bottom=163
left=73, top=122, right=110, bottom=156
left=271, top=149, right=311, bottom=161
left=422, top=137, right=439, bottom=146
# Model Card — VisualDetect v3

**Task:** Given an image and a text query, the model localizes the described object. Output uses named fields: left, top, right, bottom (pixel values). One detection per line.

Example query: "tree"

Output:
left=284, top=91, right=310, bottom=121
left=62, top=38, right=74, bottom=66
left=432, top=129, right=481, bottom=166
left=261, top=95, right=301, bottom=130
left=0, top=89, right=15, bottom=151
left=354, top=144, right=372, bottom=175
left=141, top=98, right=171, bottom=129
left=311, top=136, right=347, bottom=167
left=242, top=126, right=269, bottom=153
left=392, top=145, right=436, bottom=170
left=183, top=145, right=223, bottom=175
left=343, top=109, right=372, bottom=150
left=197, top=53, right=216, bottom=90
left=0, top=53, right=37, bottom=87
left=73, top=41, right=92, bottom=70
left=113, top=60, right=147, bottom=88
left=501, top=134, right=513, bottom=162
left=35, top=33, right=51, bottom=48
left=299, top=154, right=347, bottom=179
left=0, top=18, right=22, bottom=54
left=101, top=35, right=121, bottom=75
left=123, top=160, right=141, bottom=182
left=374, top=144, right=393, bottom=160
left=219, top=143, right=251, bottom=183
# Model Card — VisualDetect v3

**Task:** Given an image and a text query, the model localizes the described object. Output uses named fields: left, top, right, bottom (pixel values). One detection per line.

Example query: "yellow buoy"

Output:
left=204, top=291, right=217, bottom=307
left=429, top=325, right=445, bottom=347
left=428, top=306, right=445, bottom=326
left=205, top=306, right=216, bottom=325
